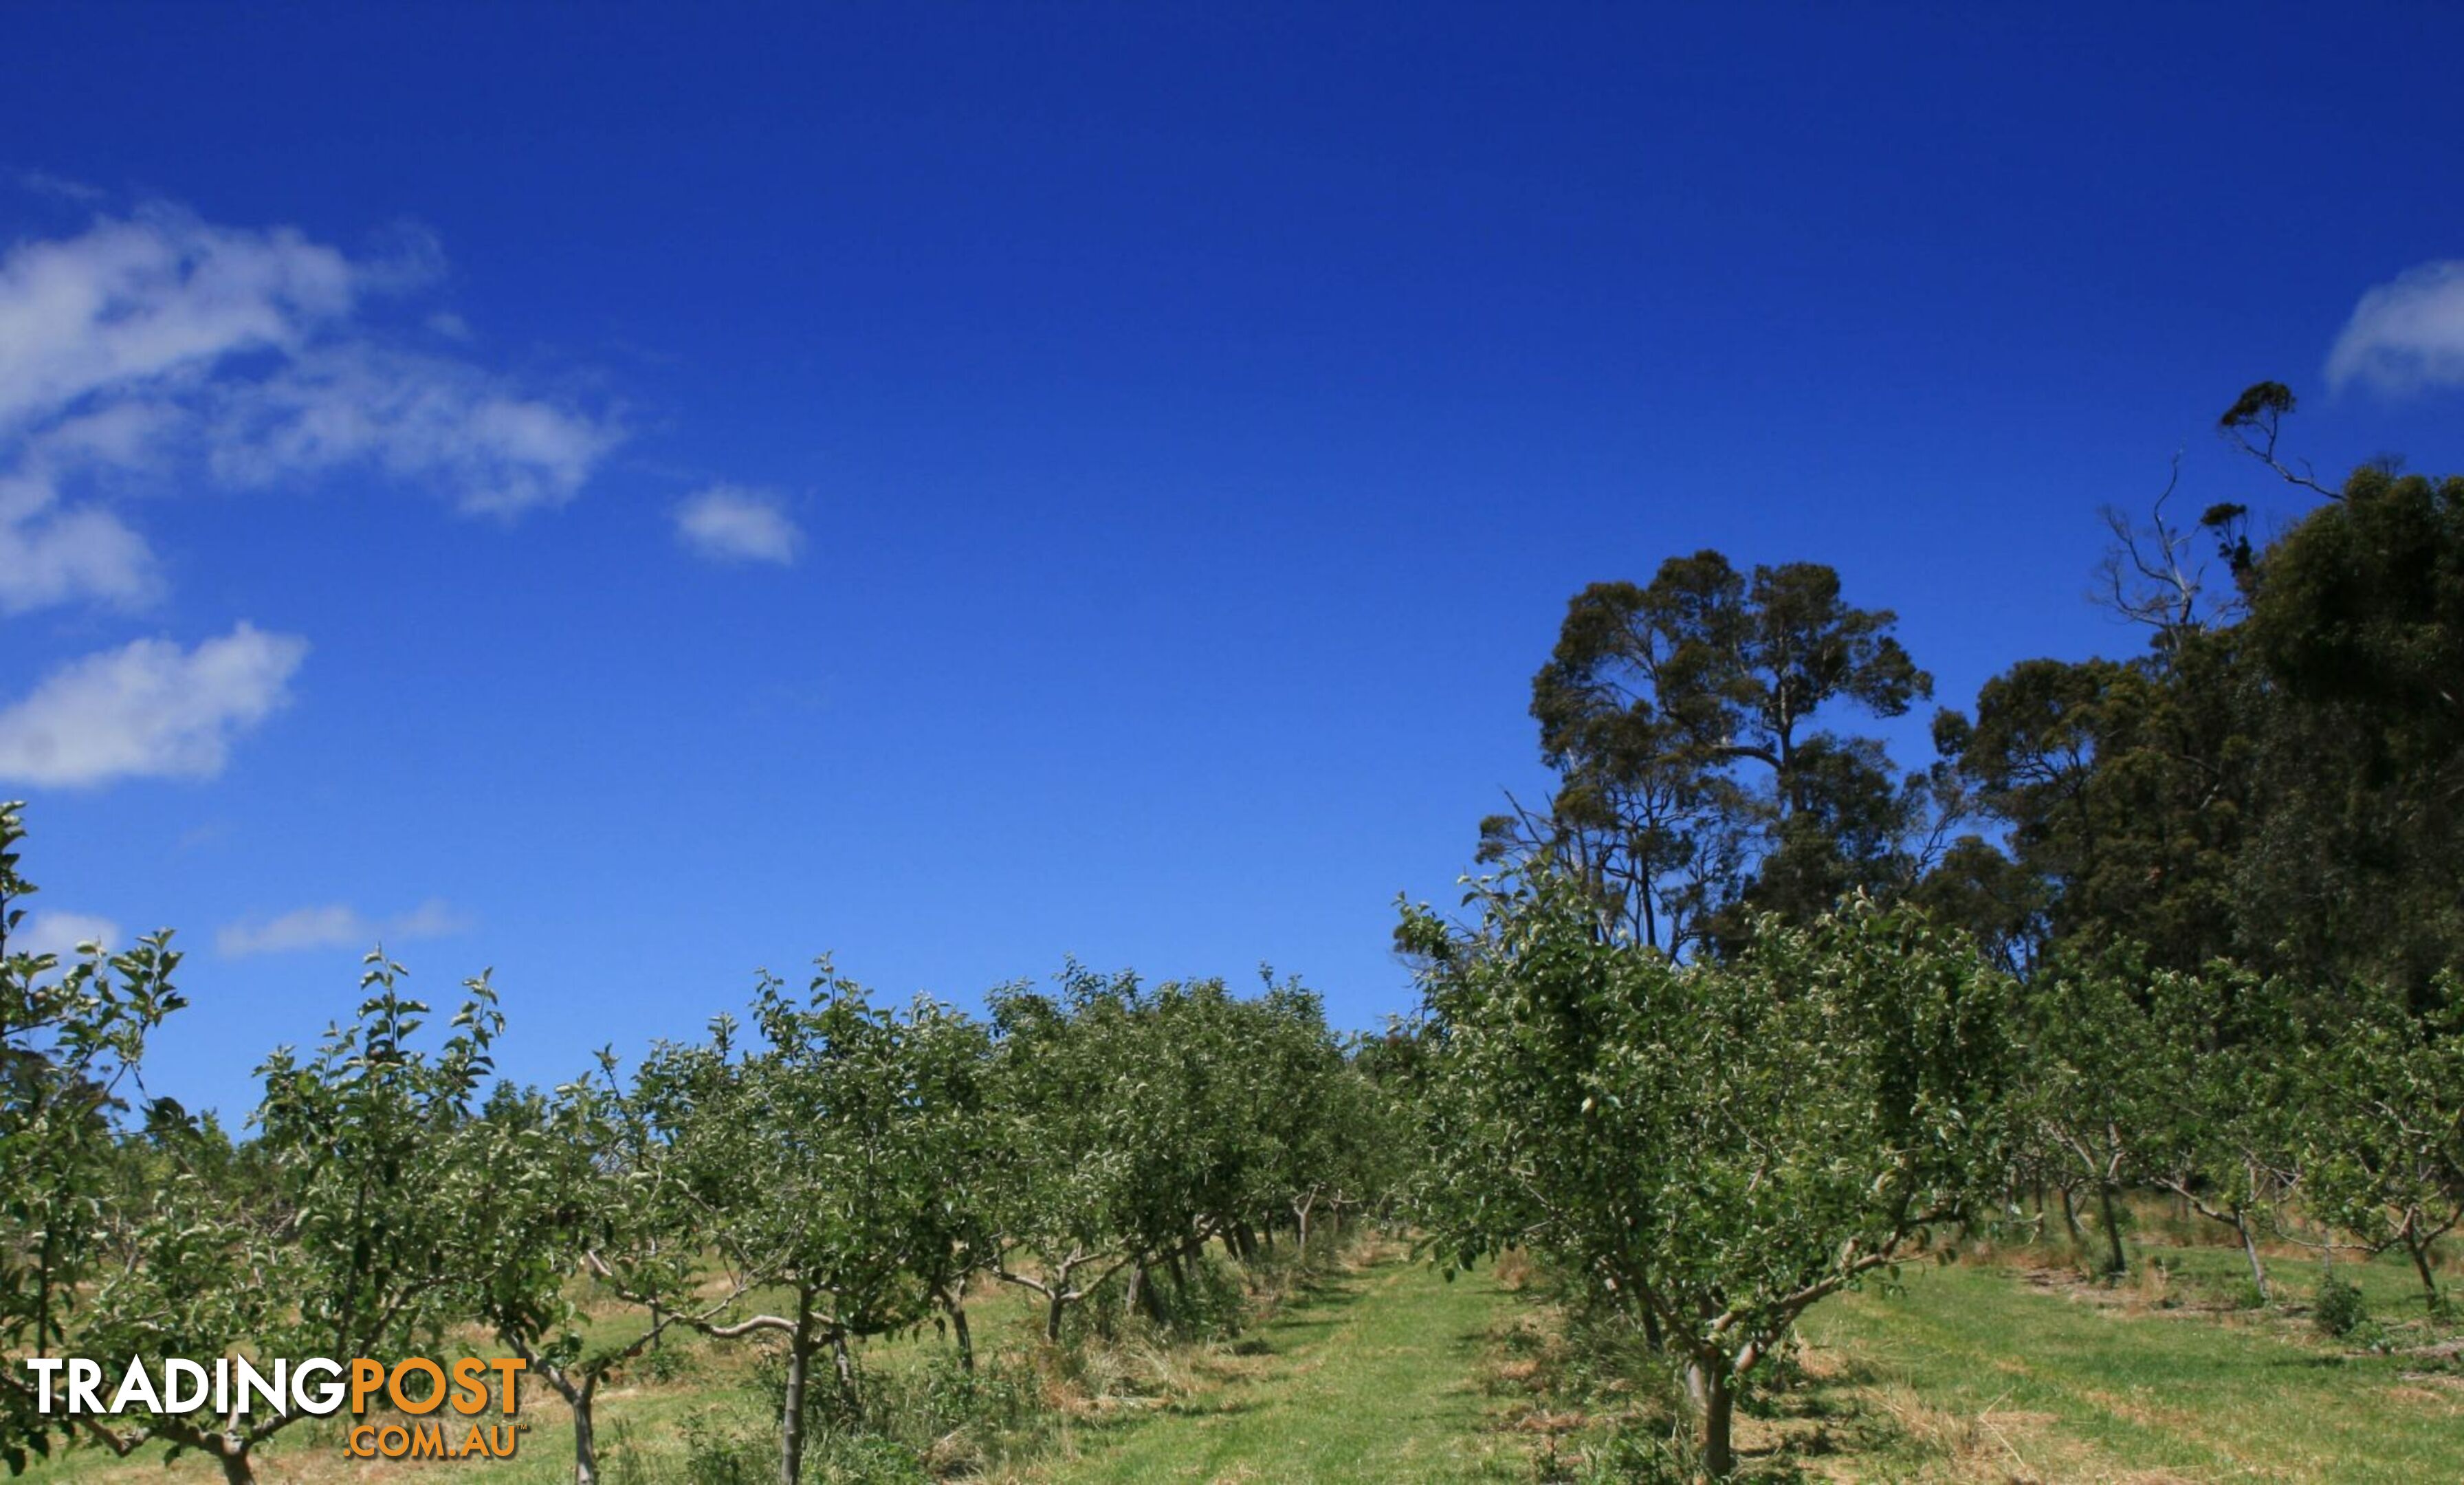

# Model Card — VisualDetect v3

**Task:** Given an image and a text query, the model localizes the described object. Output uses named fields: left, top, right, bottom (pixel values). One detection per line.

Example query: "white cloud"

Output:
left=208, top=344, right=622, bottom=516
left=0, top=463, right=158, bottom=614
left=0, top=209, right=354, bottom=428
left=17, top=910, right=120, bottom=960
left=2326, top=261, right=2464, bottom=395
left=216, top=896, right=468, bottom=958
left=0, top=622, right=307, bottom=787
left=675, top=485, right=804, bottom=565
left=0, top=205, right=624, bottom=613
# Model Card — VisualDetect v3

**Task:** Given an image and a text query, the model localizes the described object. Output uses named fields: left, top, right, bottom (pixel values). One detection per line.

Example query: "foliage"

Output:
left=1403, top=865, right=2012, bottom=1475
left=0, top=803, right=184, bottom=1475
left=1935, top=389, right=2464, bottom=1000
left=61, top=958, right=506, bottom=1482
left=641, top=964, right=994, bottom=1485
left=1489, top=552, right=1934, bottom=958
left=461, top=1054, right=714, bottom=1485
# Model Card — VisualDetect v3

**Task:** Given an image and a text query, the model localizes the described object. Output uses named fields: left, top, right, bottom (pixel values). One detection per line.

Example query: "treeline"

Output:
left=1408, top=383, right=2464, bottom=1477
left=1486, top=383, right=2461, bottom=996
left=0, top=849, right=1402, bottom=1485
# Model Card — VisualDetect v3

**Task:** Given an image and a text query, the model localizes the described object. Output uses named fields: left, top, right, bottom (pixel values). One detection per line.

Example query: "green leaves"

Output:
left=1, top=802, right=186, bottom=1471
left=1511, top=551, right=1935, bottom=958
left=1405, top=865, right=2014, bottom=1470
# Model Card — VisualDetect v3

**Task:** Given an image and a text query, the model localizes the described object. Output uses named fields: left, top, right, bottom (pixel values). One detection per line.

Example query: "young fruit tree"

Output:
left=2305, top=976, right=2464, bottom=1312
left=0, top=804, right=185, bottom=1475
left=2014, top=941, right=2162, bottom=1278
left=461, top=1056, right=732, bottom=1485
left=648, top=965, right=993, bottom=1485
left=64, top=956, right=505, bottom=1484
left=2132, top=962, right=2301, bottom=1301
left=1403, top=868, right=2012, bottom=1479
left=984, top=969, right=1147, bottom=1343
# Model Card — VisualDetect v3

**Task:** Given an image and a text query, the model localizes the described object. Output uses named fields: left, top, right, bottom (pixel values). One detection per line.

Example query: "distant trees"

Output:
left=1933, top=386, right=2464, bottom=996
left=984, top=964, right=1390, bottom=1346
left=1488, top=553, right=1933, bottom=958
left=1484, top=384, right=2464, bottom=1004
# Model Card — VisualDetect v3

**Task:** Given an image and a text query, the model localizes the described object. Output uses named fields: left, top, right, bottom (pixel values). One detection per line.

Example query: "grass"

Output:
left=1017, top=1238, right=1524, bottom=1484
left=1777, top=1242, right=2464, bottom=1482
left=16, top=1233, right=1532, bottom=1485
left=22, top=1224, right=2464, bottom=1484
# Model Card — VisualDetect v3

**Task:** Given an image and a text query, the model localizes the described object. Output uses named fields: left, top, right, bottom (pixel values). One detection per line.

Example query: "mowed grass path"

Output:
left=1796, top=1257, right=2464, bottom=1482
left=1028, top=1248, right=1523, bottom=1485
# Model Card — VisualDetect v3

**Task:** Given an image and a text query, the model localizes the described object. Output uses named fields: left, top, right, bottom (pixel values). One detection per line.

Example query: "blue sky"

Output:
left=6, top=3, right=2462, bottom=1118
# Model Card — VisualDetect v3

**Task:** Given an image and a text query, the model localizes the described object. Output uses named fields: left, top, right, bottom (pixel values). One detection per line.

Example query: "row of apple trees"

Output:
left=1400, top=866, right=2464, bottom=1478
left=1, top=804, right=1403, bottom=1485
left=1411, top=391, right=2464, bottom=1479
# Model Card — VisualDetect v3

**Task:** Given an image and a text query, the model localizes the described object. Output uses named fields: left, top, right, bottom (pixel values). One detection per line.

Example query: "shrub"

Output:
left=2313, top=1272, right=2368, bottom=1338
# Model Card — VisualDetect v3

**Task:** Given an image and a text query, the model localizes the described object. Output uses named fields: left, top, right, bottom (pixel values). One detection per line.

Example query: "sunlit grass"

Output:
left=1790, top=1240, right=2464, bottom=1482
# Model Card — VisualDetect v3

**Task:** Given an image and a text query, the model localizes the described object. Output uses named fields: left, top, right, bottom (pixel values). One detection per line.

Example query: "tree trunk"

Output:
left=1685, top=1356, right=1736, bottom=1479
left=830, top=1328, right=859, bottom=1415
left=948, top=1299, right=975, bottom=1372
left=212, top=1443, right=254, bottom=1485
left=1129, top=1260, right=1169, bottom=1326
left=1636, top=1279, right=1664, bottom=1353
left=2405, top=1231, right=2443, bottom=1311
left=2236, top=1216, right=2271, bottom=1301
left=571, top=1378, right=601, bottom=1485
left=2059, top=1182, right=2084, bottom=1248
left=2096, top=1180, right=2128, bottom=1278
left=779, top=1290, right=814, bottom=1485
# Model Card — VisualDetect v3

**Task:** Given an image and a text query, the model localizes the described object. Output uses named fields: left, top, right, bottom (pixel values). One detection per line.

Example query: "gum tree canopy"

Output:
left=1493, top=553, right=1933, bottom=958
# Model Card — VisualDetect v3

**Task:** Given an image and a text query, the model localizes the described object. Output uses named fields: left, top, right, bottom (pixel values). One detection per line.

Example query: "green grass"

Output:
left=14, top=1238, right=1526, bottom=1485
left=1022, top=1246, right=1524, bottom=1484
left=23, top=1231, right=2464, bottom=1484
left=1790, top=1246, right=2464, bottom=1482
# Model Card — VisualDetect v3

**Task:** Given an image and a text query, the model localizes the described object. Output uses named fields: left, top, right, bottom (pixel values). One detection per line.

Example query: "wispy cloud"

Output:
left=217, top=897, right=469, bottom=958
left=206, top=342, right=622, bottom=517
left=17, top=910, right=120, bottom=960
left=14, top=170, right=106, bottom=204
left=0, top=204, right=625, bottom=616
left=0, top=622, right=307, bottom=787
left=2326, top=260, right=2464, bottom=395
left=675, top=484, right=804, bottom=565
